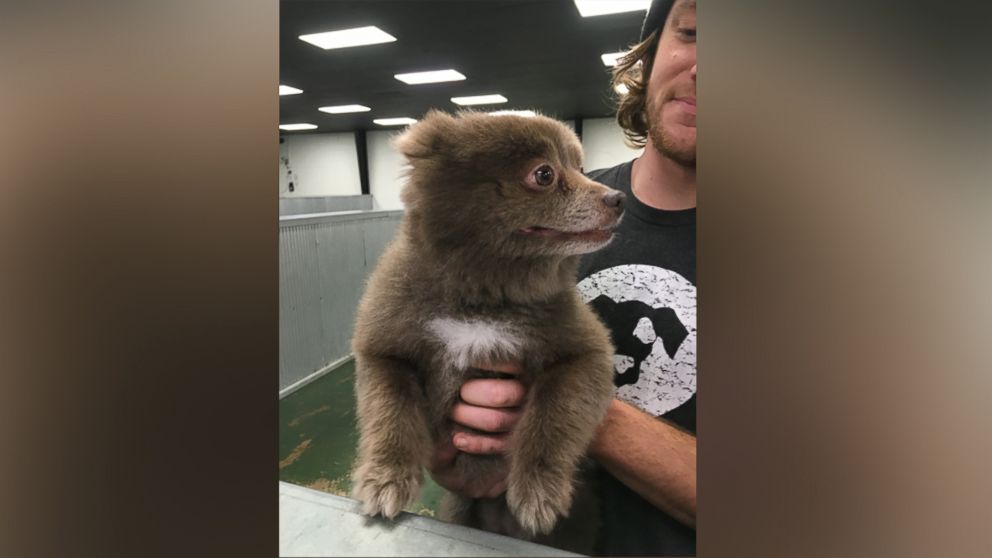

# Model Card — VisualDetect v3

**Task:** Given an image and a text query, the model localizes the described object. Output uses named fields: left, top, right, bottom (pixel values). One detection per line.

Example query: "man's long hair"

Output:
left=611, top=30, right=661, bottom=149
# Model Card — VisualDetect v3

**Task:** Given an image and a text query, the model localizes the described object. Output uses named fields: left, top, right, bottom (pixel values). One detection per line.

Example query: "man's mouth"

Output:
left=517, top=226, right=615, bottom=242
left=673, top=96, right=696, bottom=114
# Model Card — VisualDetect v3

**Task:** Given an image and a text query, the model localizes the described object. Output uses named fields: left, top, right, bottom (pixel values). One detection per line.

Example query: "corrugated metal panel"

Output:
left=363, top=216, right=400, bottom=271
left=280, top=210, right=403, bottom=389
left=279, top=195, right=374, bottom=216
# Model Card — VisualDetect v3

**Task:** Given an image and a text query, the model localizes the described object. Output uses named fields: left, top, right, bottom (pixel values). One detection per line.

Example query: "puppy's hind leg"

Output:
left=351, top=354, right=431, bottom=518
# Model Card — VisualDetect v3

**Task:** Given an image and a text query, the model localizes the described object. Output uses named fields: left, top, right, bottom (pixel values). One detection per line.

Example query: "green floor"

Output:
left=279, top=359, right=446, bottom=517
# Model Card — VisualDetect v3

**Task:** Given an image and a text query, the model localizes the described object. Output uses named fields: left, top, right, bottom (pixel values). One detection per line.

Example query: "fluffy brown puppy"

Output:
left=350, top=110, right=623, bottom=539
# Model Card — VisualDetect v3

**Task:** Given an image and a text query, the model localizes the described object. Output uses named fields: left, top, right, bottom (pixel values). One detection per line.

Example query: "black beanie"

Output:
left=640, top=0, right=676, bottom=41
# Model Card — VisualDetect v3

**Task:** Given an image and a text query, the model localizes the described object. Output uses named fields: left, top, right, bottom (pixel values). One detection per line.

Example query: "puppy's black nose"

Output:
left=603, top=190, right=626, bottom=209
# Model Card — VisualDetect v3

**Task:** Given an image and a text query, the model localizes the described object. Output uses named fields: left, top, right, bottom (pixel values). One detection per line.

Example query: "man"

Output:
left=430, top=0, right=697, bottom=554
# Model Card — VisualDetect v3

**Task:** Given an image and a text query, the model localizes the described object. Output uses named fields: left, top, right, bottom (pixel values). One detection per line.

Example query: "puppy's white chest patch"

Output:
left=426, top=317, right=524, bottom=370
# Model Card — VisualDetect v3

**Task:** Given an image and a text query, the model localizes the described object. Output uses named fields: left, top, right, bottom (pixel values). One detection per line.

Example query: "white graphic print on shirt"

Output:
left=577, top=264, right=696, bottom=417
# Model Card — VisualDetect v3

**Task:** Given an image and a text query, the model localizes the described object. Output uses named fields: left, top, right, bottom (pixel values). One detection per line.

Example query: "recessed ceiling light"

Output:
left=318, top=105, right=371, bottom=114
left=373, top=117, right=417, bottom=126
left=280, top=85, right=303, bottom=96
left=601, top=51, right=629, bottom=67
left=451, top=94, right=509, bottom=106
left=573, top=0, right=650, bottom=17
left=489, top=110, right=537, bottom=117
left=279, top=123, right=318, bottom=131
left=615, top=83, right=630, bottom=95
left=298, top=26, right=397, bottom=50
left=394, top=69, right=466, bottom=85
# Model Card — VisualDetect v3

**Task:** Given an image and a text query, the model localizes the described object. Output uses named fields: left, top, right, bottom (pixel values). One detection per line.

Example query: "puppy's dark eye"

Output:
left=534, top=164, right=555, bottom=187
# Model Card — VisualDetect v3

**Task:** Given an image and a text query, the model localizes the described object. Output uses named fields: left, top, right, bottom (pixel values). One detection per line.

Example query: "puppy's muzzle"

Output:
left=603, top=190, right=626, bottom=211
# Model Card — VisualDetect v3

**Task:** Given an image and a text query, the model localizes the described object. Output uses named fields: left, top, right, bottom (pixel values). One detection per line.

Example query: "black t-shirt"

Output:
left=578, top=160, right=697, bottom=556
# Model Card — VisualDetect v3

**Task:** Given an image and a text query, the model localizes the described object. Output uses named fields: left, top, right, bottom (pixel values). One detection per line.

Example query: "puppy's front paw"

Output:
left=506, top=473, right=574, bottom=535
left=351, top=462, right=423, bottom=519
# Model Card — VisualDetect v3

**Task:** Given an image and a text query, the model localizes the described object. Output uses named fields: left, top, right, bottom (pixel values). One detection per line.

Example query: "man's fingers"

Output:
left=430, top=435, right=459, bottom=472
left=460, top=379, right=526, bottom=408
left=450, top=403, right=521, bottom=433
left=452, top=431, right=510, bottom=455
left=429, top=370, right=523, bottom=493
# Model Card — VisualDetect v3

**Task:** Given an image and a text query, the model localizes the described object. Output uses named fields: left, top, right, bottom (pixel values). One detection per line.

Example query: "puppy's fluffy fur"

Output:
left=350, top=110, right=622, bottom=543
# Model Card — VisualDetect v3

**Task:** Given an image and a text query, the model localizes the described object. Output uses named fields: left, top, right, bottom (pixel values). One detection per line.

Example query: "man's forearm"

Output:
left=588, top=398, right=697, bottom=528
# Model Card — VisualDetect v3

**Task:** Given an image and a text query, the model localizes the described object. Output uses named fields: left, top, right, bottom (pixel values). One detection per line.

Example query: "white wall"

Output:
left=279, top=118, right=639, bottom=203
left=367, top=129, right=407, bottom=210
left=279, top=133, right=362, bottom=198
left=581, top=117, right=643, bottom=172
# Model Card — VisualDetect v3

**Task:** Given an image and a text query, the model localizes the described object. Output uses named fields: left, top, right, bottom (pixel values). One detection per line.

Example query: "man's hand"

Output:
left=428, top=362, right=525, bottom=498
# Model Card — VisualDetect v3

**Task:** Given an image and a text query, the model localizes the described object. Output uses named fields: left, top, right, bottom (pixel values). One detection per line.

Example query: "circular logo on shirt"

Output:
left=577, top=264, right=696, bottom=417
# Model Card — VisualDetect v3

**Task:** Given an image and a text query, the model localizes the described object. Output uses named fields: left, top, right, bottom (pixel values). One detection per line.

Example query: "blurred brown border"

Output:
left=699, top=2, right=991, bottom=558
left=2, top=1, right=990, bottom=557
left=1, top=1, right=278, bottom=556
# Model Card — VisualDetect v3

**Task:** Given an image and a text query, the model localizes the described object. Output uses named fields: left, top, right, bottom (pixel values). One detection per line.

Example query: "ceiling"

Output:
left=279, top=0, right=646, bottom=134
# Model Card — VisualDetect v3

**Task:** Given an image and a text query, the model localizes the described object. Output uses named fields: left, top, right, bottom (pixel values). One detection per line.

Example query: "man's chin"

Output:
left=666, top=152, right=696, bottom=169
left=650, top=126, right=695, bottom=168
left=658, top=139, right=696, bottom=168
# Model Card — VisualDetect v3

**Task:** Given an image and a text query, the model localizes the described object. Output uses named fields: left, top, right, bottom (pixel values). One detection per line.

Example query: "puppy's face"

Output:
left=395, top=111, right=624, bottom=258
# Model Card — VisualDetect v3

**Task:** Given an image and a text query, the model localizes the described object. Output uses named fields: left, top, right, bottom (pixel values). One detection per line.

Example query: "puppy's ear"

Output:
left=392, top=110, right=458, bottom=160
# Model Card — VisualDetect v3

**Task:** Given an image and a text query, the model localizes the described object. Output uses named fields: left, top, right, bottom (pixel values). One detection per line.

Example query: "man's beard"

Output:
left=647, top=97, right=696, bottom=168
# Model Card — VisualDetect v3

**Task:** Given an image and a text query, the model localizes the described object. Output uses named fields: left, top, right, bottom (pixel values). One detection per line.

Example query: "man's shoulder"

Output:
left=586, top=159, right=634, bottom=189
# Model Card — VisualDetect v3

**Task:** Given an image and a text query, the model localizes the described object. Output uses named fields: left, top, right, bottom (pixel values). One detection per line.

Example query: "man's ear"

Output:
left=392, top=110, right=458, bottom=160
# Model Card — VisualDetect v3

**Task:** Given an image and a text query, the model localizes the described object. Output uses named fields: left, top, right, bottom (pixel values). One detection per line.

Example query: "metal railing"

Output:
left=279, top=195, right=375, bottom=216
left=279, top=482, right=581, bottom=557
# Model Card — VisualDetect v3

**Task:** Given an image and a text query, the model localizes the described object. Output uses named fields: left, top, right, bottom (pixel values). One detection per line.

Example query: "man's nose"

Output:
left=691, top=64, right=697, bottom=80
